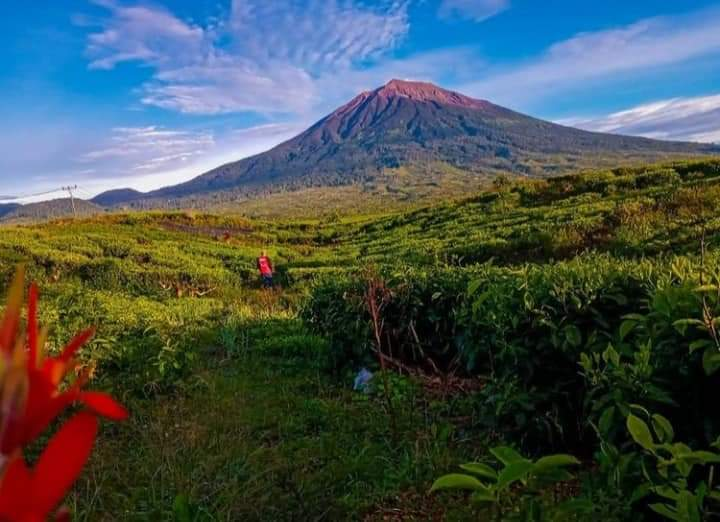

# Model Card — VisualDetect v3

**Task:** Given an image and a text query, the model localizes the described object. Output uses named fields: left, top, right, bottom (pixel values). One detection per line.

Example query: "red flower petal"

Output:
left=79, top=391, right=129, bottom=421
left=27, top=283, right=39, bottom=367
left=20, top=391, right=79, bottom=450
left=0, top=453, right=33, bottom=518
left=32, top=412, right=98, bottom=515
left=59, top=327, right=95, bottom=364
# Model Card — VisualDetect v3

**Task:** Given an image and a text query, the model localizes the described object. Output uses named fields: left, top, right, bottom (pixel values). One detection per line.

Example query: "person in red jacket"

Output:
left=257, top=250, right=274, bottom=288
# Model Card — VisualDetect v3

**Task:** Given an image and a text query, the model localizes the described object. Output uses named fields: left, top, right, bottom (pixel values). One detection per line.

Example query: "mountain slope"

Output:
left=1, top=198, right=104, bottom=223
left=91, top=188, right=144, bottom=207
left=100, top=80, right=719, bottom=204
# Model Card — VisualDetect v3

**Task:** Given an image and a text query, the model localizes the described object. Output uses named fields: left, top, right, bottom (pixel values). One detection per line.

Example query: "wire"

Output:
left=0, top=187, right=67, bottom=201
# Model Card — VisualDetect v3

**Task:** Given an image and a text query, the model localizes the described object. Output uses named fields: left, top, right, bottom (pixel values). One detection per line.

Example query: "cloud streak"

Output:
left=460, top=7, right=720, bottom=105
left=84, top=0, right=410, bottom=115
left=439, top=0, right=509, bottom=22
left=562, top=94, right=720, bottom=144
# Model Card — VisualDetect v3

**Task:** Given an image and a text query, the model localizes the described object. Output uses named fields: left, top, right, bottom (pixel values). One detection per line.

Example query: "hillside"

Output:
left=0, top=203, right=20, bottom=218
left=3, top=158, right=720, bottom=519
left=1, top=197, right=104, bottom=222
left=91, top=188, right=144, bottom=207
left=96, top=80, right=718, bottom=208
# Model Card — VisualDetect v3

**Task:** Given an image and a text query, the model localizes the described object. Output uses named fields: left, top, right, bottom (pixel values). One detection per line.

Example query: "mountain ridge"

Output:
left=94, top=79, right=719, bottom=207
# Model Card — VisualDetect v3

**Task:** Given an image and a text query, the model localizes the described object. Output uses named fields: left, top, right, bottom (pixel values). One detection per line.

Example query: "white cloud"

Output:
left=0, top=121, right=305, bottom=200
left=79, top=126, right=215, bottom=171
left=74, top=122, right=304, bottom=188
left=561, top=94, right=720, bottom=144
left=84, top=0, right=410, bottom=115
left=84, top=0, right=205, bottom=70
left=439, top=0, right=509, bottom=22
left=460, top=7, right=720, bottom=105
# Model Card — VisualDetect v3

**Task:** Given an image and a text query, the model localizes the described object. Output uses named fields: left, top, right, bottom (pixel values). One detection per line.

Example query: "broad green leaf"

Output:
left=563, top=324, right=582, bottom=348
left=602, top=345, right=620, bottom=366
left=687, top=451, right=720, bottom=464
left=673, top=319, right=704, bottom=335
left=496, top=461, right=534, bottom=490
left=649, top=503, right=678, bottom=520
left=534, top=454, right=581, bottom=471
left=689, top=339, right=712, bottom=353
left=619, top=319, right=637, bottom=341
left=652, top=486, right=680, bottom=501
left=627, top=414, right=655, bottom=451
left=459, top=463, right=498, bottom=481
left=490, top=446, right=527, bottom=466
left=470, top=490, right=496, bottom=504
left=599, top=406, right=615, bottom=436
left=652, top=414, right=674, bottom=444
left=702, top=349, right=720, bottom=376
left=676, top=491, right=701, bottom=522
left=430, top=473, right=489, bottom=493
left=630, top=483, right=651, bottom=504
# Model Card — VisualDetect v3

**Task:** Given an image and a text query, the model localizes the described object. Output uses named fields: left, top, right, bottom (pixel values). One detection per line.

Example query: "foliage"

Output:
left=431, top=446, right=581, bottom=521
left=1, top=157, right=720, bottom=518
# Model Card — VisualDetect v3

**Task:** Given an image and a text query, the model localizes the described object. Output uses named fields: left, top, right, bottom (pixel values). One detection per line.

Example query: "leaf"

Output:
left=563, top=324, right=582, bottom=348
left=459, top=463, right=498, bottom=481
left=702, top=349, right=720, bottom=376
left=490, top=446, right=527, bottom=466
left=649, top=503, right=679, bottom=520
left=599, top=406, right=615, bottom=436
left=630, top=483, right=651, bottom=504
left=470, top=490, right=496, bottom=504
left=619, top=319, right=637, bottom=341
left=677, top=491, right=701, bottom=522
left=534, top=454, right=581, bottom=472
left=467, top=279, right=483, bottom=297
left=627, top=414, right=655, bottom=451
left=652, top=414, right=675, bottom=444
left=430, top=474, right=489, bottom=493
left=496, top=461, right=534, bottom=490
left=687, top=451, right=720, bottom=464
left=689, top=339, right=712, bottom=353
left=173, top=495, right=193, bottom=522
left=673, top=319, right=704, bottom=335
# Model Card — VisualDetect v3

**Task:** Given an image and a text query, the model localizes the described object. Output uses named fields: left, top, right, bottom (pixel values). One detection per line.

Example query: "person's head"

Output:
left=261, top=250, right=267, bottom=257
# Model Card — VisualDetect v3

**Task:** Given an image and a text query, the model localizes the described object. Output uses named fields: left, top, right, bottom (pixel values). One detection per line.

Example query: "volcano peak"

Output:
left=374, top=78, right=489, bottom=109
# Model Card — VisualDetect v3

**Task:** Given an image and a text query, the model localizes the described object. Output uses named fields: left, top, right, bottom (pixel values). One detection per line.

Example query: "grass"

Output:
left=70, top=318, right=481, bottom=521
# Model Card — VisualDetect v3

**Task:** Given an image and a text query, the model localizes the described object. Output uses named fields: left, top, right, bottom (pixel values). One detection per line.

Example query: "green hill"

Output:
left=2, top=157, right=720, bottom=519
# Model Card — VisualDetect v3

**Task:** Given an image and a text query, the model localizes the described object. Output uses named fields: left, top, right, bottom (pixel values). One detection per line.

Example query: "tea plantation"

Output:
left=3, top=158, right=720, bottom=520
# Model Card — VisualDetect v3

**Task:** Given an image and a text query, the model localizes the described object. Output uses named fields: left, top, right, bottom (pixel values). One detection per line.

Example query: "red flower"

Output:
left=0, top=268, right=128, bottom=520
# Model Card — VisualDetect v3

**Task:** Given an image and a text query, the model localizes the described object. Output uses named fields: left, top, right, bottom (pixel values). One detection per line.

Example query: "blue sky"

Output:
left=2, top=0, right=720, bottom=200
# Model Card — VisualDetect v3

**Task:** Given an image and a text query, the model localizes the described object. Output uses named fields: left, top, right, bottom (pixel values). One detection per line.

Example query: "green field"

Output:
left=4, top=158, right=720, bottom=520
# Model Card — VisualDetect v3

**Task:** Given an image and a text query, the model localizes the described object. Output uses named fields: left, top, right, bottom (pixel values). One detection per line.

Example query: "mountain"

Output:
left=0, top=203, right=21, bottom=218
left=1, top=198, right=104, bottom=223
left=91, top=188, right=144, bottom=207
left=96, top=79, right=719, bottom=206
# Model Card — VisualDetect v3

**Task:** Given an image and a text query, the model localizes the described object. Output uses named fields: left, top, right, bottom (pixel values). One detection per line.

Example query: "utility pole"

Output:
left=62, top=185, right=78, bottom=218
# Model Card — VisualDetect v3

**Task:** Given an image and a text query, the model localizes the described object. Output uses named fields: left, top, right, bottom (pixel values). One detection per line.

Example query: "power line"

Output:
left=0, top=186, right=67, bottom=202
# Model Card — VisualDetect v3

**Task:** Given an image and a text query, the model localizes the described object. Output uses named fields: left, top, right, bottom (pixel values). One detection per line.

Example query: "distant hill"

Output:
left=1, top=198, right=104, bottom=223
left=94, top=79, right=719, bottom=207
left=0, top=203, right=21, bottom=218
left=91, top=188, right=144, bottom=207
